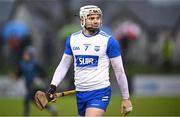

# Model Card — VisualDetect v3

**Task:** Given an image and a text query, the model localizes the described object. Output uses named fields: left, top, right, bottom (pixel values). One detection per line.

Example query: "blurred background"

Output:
left=0, top=0, right=180, bottom=116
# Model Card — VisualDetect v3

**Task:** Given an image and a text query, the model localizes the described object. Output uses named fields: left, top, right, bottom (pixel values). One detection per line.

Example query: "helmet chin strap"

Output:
left=84, top=26, right=100, bottom=34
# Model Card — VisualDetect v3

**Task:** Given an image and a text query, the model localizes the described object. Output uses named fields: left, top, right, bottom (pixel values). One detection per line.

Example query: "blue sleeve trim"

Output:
left=64, top=35, right=73, bottom=55
left=99, top=31, right=110, bottom=37
left=107, top=37, right=121, bottom=58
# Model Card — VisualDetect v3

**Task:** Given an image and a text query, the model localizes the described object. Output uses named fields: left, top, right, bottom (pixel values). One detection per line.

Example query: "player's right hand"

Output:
left=46, top=84, right=57, bottom=102
left=121, top=99, right=133, bottom=116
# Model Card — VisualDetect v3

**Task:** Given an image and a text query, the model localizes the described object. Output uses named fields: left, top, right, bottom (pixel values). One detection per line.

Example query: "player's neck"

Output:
left=83, top=28, right=99, bottom=36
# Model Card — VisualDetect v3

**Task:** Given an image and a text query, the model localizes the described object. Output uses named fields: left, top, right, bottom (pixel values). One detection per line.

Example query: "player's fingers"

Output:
left=120, top=105, right=124, bottom=114
left=121, top=105, right=127, bottom=115
left=123, top=107, right=132, bottom=116
left=51, top=98, right=57, bottom=102
left=50, top=94, right=57, bottom=102
left=124, top=111, right=130, bottom=116
left=126, top=106, right=133, bottom=112
left=49, top=94, right=54, bottom=98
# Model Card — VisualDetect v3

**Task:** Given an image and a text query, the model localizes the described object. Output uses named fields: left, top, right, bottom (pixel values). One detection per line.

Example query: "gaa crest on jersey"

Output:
left=73, top=46, right=80, bottom=50
left=94, top=46, right=100, bottom=52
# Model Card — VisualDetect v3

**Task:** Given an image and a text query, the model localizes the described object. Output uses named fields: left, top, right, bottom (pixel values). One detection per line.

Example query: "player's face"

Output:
left=83, top=14, right=102, bottom=29
left=23, top=52, right=31, bottom=61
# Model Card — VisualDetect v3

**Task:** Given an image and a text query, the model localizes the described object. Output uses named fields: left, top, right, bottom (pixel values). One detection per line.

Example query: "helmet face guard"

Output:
left=79, top=5, right=102, bottom=28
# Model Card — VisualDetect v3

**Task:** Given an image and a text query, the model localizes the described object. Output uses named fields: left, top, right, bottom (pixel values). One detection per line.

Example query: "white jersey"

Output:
left=64, top=30, right=121, bottom=91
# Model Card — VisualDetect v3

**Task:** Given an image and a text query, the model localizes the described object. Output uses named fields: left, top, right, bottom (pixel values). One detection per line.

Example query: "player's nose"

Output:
left=93, top=19, right=99, bottom=24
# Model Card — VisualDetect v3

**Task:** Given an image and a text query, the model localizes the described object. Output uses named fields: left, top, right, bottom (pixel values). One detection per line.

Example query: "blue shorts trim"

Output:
left=76, top=86, right=112, bottom=116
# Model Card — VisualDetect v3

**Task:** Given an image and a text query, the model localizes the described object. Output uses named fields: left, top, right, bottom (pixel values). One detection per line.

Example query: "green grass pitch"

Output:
left=0, top=96, right=180, bottom=116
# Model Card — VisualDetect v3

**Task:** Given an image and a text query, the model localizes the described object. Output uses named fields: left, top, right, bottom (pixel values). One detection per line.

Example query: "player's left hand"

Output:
left=46, top=85, right=57, bottom=102
left=121, top=99, right=133, bottom=116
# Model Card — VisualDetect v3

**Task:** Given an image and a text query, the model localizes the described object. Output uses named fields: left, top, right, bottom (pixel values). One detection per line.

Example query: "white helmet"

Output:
left=79, top=5, right=102, bottom=27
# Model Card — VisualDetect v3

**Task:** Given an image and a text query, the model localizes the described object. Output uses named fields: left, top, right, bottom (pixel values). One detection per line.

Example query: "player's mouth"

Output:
left=92, top=25, right=100, bottom=28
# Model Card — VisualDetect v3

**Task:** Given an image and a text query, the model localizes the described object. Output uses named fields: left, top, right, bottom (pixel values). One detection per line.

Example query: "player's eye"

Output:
left=87, top=17, right=94, bottom=20
left=96, top=17, right=100, bottom=20
left=91, top=17, right=95, bottom=20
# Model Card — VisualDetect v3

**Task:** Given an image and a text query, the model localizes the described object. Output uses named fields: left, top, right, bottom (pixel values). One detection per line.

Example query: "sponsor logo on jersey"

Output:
left=94, top=46, right=100, bottom=52
left=75, top=55, right=99, bottom=67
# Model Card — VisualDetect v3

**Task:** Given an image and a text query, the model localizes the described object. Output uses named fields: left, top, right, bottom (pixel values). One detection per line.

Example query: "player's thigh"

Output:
left=85, top=107, right=105, bottom=117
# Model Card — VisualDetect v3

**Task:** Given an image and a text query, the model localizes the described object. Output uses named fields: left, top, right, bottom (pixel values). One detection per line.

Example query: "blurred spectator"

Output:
left=114, top=21, right=141, bottom=61
left=43, top=31, right=54, bottom=68
left=162, top=38, right=174, bottom=69
left=0, top=24, right=3, bottom=55
left=15, top=45, right=57, bottom=116
left=2, top=20, right=32, bottom=66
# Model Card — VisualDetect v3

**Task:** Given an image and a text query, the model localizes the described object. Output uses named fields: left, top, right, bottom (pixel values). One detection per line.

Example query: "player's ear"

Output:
left=100, top=19, right=102, bottom=26
left=80, top=18, right=84, bottom=26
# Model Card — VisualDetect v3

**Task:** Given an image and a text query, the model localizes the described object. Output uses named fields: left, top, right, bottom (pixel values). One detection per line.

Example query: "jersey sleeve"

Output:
left=64, top=36, right=73, bottom=55
left=107, top=37, right=121, bottom=58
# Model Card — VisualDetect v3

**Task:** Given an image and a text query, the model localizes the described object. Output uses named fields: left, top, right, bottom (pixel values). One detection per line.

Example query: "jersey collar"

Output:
left=82, top=30, right=100, bottom=38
